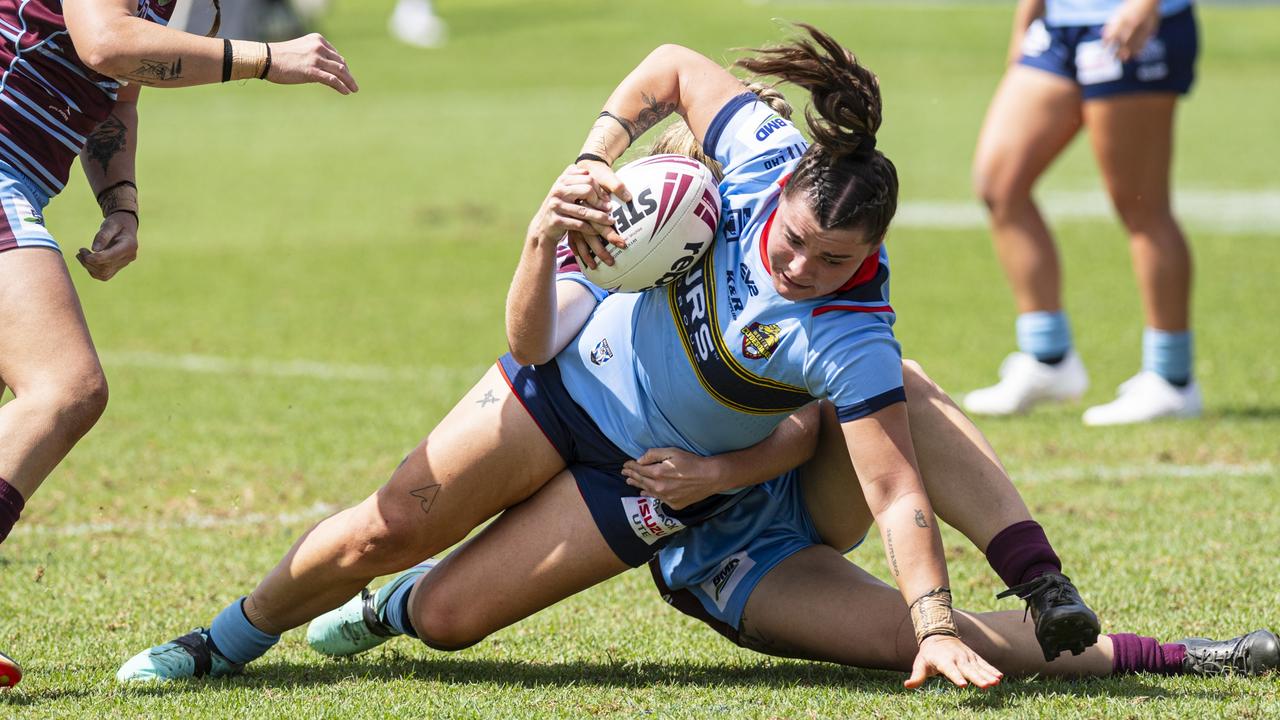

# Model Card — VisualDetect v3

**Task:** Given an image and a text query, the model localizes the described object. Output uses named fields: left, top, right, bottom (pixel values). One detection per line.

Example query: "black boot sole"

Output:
left=1037, top=613, right=1101, bottom=662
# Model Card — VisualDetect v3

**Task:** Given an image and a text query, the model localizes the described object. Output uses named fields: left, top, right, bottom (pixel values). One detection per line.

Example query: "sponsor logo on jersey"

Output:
left=741, top=322, right=782, bottom=360
left=590, top=338, right=613, bottom=365
left=755, top=115, right=788, bottom=142
left=700, top=551, right=757, bottom=612
left=622, top=496, right=685, bottom=545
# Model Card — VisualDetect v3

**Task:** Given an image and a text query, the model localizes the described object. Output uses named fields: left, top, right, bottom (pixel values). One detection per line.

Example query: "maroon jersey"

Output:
left=0, top=0, right=175, bottom=198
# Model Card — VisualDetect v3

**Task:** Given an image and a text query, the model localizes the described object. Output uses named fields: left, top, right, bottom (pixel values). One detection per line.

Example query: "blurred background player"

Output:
left=176, top=0, right=447, bottom=48
left=0, top=0, right=356, bottom=688
left=964, top=0, right=1200, bottom=425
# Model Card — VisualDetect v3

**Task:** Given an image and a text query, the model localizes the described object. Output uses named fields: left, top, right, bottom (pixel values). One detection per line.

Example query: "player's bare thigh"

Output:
left=798, top=401, right=872, bottom=550
left=973, top=65, right=1083, bottom=202
left=408, top=469, right=629, bottom=648
left=361, top=363, right=568, bottom=557
left=1083, top=93, right=1179, bottom=222
left=0, top=249, right=101, bottom=392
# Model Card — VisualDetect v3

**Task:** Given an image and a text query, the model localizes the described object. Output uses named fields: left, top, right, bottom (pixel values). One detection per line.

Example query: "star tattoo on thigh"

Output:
left=477, top=389, right=498, bottom=407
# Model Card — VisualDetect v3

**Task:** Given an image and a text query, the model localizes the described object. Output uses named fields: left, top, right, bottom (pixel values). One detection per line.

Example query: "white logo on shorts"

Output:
left=700, top=551, right=757, bottom=612
left=1076, top=40, right=1123, bottom=85
left=622, top=496, right=685, bottom=545
left=1021, top=20, right=1051, bottom=57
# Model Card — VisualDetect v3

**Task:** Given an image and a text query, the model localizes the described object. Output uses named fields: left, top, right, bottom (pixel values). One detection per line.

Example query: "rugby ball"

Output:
left=581, top=154, right=720, bottom=293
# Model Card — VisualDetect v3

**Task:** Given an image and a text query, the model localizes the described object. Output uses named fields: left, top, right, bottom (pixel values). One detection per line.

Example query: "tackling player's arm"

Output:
left=62, top=0, right=357, bottom=93
left=621, top=402, right=822, bottom=511
left=842, top=404, right=1002, bottom=690
left=76, top=83, right=141, bottom=281
left=506, top=166, right=616, bottom=366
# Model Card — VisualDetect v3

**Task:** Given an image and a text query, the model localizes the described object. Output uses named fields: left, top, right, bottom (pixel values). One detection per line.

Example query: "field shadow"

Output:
left=111, top=655, right=1223, bottom=706
left=1212, top=405, right=1280, bottom=422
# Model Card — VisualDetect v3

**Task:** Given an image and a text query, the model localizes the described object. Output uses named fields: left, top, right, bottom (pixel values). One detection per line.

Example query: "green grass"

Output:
left=3, top=1, right=1279, bottom=716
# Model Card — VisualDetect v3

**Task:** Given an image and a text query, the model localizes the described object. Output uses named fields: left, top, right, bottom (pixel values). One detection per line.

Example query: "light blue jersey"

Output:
left=1046, top=0, right=1192, bottom=27
left=555, top=93, right=905, bottom=461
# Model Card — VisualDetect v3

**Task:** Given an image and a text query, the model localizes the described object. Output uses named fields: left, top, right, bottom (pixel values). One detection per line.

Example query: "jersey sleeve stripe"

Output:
left=701, top=91, right=758, bottom=158
left=834, top=386, right=906, bottom=422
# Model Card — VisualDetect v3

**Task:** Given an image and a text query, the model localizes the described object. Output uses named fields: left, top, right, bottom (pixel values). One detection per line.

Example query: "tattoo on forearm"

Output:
left=125, top=58, right=184, bottom=84
left=887, top=528, right=900, bottom=577
left=914, top=509, right=928, bottom=528
left=410, top=484, right=441, bottom=516
left=476, top=389, right=498, bottom=407
left=631, top=92, right=676, bottom=138
left=85, top=115, right=127, bottom=174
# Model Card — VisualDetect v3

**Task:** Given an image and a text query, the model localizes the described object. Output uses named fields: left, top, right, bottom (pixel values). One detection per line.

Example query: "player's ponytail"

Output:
left=736, top=24, right=898, bottom=243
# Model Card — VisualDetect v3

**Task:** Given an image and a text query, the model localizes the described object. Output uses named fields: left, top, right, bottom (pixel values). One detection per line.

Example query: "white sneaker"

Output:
left=963, top=351, right=1089, bottom=416
left=1082, top=371, right=1201, bottom=426
left=389, top=0, right=447, bottom=48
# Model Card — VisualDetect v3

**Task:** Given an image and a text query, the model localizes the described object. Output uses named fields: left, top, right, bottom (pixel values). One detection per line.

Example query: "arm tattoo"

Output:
left=630, top=92, right=676, bottom=139
left=410, top=484, right=441, bottom=516
left=125, top=58, right=184, bottom=84
left=886, top=528, right=900, bottom=577
left=914, top=509, right=928, bottom=528
left=85, top=115, right=127, bottom=174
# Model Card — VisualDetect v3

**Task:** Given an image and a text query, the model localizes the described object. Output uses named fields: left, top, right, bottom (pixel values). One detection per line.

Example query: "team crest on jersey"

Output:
left=590, top=338, right=614, bottom=365
left=741, top=322, right=782, bottom=360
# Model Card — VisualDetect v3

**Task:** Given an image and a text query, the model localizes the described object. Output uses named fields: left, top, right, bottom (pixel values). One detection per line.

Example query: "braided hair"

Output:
left=736, top=24, right=898, bottom=243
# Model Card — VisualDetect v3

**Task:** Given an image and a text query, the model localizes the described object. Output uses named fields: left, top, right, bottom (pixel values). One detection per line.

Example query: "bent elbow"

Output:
left=71, top=23, right=135, bottom=77
left=506, top=343, right=552, bottom=368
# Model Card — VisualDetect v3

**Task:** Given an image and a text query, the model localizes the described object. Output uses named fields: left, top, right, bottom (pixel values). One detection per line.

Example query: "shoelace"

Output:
left=996, top=574, right=1070, bottom=622
left=1189, top=636, right=1248, bottom=674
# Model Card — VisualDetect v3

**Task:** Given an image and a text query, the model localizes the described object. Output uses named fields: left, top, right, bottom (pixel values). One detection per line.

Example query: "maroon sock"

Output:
left=1108, top=633, right=1187, bottom=675
left=0, top=477, right=25, bottom=544
left=985, top=520, right=1062, bottom=587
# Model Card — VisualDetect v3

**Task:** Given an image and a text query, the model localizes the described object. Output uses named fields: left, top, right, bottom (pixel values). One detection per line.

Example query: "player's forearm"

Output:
left=716, top=402, right=822, bottom=491
left=80, top=97, right=139, bottom=219
left=1013, top=0, right=1046, bottom=31
left=67, top=15, right=265, bottom=88
left=505, top=235, right=563, bottom=366
left=869, top=487, right=950, bottom=602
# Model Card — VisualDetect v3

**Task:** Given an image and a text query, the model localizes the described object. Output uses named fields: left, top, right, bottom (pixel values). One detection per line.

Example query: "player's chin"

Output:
left=773, top=275, right=818, bottom=301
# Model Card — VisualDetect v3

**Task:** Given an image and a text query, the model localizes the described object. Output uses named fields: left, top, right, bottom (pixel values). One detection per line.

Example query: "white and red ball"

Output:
left=581, top=154, right=720, bottom=293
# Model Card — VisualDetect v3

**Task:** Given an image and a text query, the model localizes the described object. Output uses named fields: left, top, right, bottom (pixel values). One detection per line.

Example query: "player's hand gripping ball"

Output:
left=580, top=155, right=720, bottom=293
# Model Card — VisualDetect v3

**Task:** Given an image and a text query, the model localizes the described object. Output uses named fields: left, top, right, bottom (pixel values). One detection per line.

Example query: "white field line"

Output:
left=898, top=190, right=1280, bottom=235
left=21, top=463, right=1275, bottom=539
left=100, top=350, right=486, bottom=385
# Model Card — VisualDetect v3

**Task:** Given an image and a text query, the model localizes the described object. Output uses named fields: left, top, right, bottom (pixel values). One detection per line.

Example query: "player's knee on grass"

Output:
left=409, top=574, right=488, bottom=651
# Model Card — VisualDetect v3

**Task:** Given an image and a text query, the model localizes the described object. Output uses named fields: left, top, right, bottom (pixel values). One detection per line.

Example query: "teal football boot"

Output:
left=307, top=559, right=437, bottom=657
left=116, top=628, right=243, bottom=683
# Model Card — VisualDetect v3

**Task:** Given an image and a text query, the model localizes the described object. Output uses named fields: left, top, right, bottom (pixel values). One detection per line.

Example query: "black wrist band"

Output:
left=598, top=111, right=637, bottom=143
left=221, top=38, right=233, bottom=82
left=95, top=180, right=137, bottom=204
left=260, top=43, right=272, bottom=80
left=576, top=153, right=609, bottom=165
left=108, top=209, right=139, bottom=224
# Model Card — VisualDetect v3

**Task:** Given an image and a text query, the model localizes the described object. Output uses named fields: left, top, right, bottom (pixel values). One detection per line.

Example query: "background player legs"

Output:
left=0, top=249, right=109, bottom=532
left=1084, top=95, right=1191, bottom=347
left=407, top=471, right=630, bottom=649
left=240, top=364, right=565, bottom=635
left=972, top=66, right=1083, bottom=318
left=737, top=545, right=1113, bottom=676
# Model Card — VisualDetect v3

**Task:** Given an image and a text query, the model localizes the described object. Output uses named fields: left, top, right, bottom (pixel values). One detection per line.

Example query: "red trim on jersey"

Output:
left=835, top=252, right=881, bottom=293
left=758, top=173, right=792, bottom=274
left=496, top=357, right=559, bottom=454
left=811, top=303, right=894, bottom=317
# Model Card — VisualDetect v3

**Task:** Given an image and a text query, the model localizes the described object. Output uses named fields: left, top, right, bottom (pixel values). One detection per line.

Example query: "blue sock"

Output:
left=1143, top=327, right=1192, bottom=386
left=208, top=597, right=280, bottom=665
left=382, top=579, right=419, bottom=638
left=1016, top=311, right=1072, bottom=364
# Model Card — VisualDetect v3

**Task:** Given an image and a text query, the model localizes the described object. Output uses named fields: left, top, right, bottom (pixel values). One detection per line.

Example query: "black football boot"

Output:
left=1178, top=630, right=1280, bottom=676
left=997, top=572, right=1101, bottom=662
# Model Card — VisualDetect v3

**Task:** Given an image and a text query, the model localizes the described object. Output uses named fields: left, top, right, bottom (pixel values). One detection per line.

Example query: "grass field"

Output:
left=2, top=0, right=1279, bottom=716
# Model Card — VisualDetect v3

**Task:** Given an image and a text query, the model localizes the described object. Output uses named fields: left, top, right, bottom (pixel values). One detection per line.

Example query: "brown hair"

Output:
left=736, top=23, right=898, bottom=243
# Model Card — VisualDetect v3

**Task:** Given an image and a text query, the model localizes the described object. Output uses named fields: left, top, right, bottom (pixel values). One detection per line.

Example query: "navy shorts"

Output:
left=497, top=353, right=744, bottom=567
left=1019, top=6, right=1198, bottom=100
